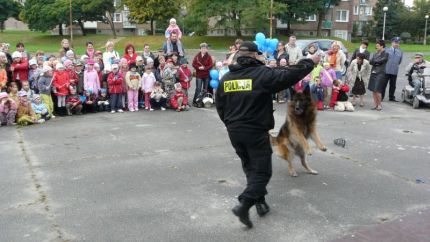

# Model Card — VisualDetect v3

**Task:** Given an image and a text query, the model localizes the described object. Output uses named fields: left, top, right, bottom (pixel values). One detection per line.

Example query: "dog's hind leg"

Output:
left=277, top=144, right=297, bottom=177
left=299, top=153, right=318, bottom=175
left=310, top=128, right=327, bottom=152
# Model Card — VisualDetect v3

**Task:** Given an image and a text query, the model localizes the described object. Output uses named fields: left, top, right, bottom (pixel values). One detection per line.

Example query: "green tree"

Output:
left=315, top=0, right=341, bottom=36
left=185, top=0, right=285, bottom=36
left=123, top=0, right=180, bottom=35
left=21, top=0, right=62, bottom=34
left=275, top=0, right=316, bottom=35
left=0, top=0, right=22, bottom=32
left=373, top=0, right=406, bottom=40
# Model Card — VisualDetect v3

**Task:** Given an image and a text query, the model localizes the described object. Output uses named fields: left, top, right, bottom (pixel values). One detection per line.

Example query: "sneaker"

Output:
left=37, top=119, right=45, bottom=124
left=176, top=108, right=181, bottom=112
left=130, top=109, right=135, bottom=112
left=51, top=115, right=56, bottom=119
left=150, top=108, right=154, bottom=111
left=111, top=110, right=116, bottom=113
left=118, top=109, right=124, bottom=113
left=161, top=107, right=166, bottom=111
left=145, top=107, right=149, bottom=110
left=135, top=108, right=139, bottom=112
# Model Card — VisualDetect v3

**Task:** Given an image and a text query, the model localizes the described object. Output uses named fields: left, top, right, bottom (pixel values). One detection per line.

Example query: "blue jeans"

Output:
left=335, top=71, right=343, bottom=80
left=193, top=77, right=209, bottom=104
left=412, top=79, right=422, bottom=97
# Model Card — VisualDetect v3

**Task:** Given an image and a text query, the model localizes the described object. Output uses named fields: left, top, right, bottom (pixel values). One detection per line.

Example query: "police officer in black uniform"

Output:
left=216, top=41, right=318, bottom=228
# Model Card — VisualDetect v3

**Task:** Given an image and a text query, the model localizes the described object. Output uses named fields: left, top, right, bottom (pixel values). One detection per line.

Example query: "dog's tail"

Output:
left=270, top=123, right=288, bottom=146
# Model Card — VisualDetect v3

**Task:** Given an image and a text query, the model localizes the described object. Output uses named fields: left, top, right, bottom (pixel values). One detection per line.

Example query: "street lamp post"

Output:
left=269, top=0, right=274, bottom=38
left=382, top=6, right=388, bottom=40
left=424, top=15, right=429, bottom=45
left=69, top=0, right=73, bottom=46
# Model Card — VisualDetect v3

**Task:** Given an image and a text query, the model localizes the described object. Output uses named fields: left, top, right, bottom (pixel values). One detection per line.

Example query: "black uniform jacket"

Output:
left=216, top=56, right=314, bottom=132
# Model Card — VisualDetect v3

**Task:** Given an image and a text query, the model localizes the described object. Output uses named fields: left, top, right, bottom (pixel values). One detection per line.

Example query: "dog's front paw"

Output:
left=306, top=150, right=313, bottom=156
left=319, top=146, right=327, bottom=152
left=288, top=170, right=298, bottom=177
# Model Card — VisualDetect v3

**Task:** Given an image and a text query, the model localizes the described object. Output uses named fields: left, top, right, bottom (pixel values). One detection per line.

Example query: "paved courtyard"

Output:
left=1, top=52, right=430, bottom=242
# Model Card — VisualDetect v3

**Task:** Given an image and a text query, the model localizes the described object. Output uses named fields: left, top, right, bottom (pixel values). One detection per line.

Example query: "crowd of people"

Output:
left=0, top=19, right=427, bottom=127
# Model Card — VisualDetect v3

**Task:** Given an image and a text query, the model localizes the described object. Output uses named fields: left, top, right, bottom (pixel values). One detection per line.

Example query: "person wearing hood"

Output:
left=16, top=90, right=42, bottom=125
left=0, top=92, right=17, bottom=126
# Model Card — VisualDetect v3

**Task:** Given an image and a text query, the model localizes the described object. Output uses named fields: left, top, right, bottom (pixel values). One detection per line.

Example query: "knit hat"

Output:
left=95, top=50, right=103, bottom=56
left=136, top=56, right=143, bottom=62
left=41, top=65, right=53, bottom=73
left=111, top=64, right=119, bottom=70
left=170, top=18, right=176, bottom=24
left=415, top=53, right=424, bottom=58
left=0, top=51, right=5, bottom=57
left=32, top=94, right=41, bottom=102
left=66, top=50, right=74, bottom=57
left=18, top=90, right=28, bottom=97
left=12, top=51, right=21, bottom=59
left=0, top=92, right=8, bottom=100
left=146, top=57, right=154, bottom=63
left=129, top=63, right=137, bottom=70
left=29, top=59, right=37, bottom=66
left=120, top=58, right=128, bottom=64
left=180, top=58, right=188, bottom=65
left=87, top=59, right=95, bottom=65
left=63, top=59, right=73, bottom=67
left=56, top=63, right=65, bottom=70
left=74, top=60, right=83, bottom=66
left=80, top=55, right=89, bottom=61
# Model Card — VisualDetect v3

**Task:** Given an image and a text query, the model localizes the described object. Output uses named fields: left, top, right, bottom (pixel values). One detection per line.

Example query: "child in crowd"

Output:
left=21, top=81, right=35, bottom=100
left=329, top=79, right=341, bottom=109
left=0, top=92, right=17, bottom=126
left=178, top=58, right=192, bottom=97
left=150, top=82, right=167, bottom=111
left=141, top=65, right=156, bottom=111
left=0, top=54, right=7, bottom=92
left=163, top=59, right=176, bottom=99
left=96, top=88, right=110, bottom=112
left=80, top=55, right=89, bottom=66
left=16, top=91, right=42, bottom=125
left=94, top=63, right=103, bottom=87
left=28, top=59, right=41, bottom=92
left=334, top=81, right=354, bottom=112
left=31, top=94, right=51, bottom=121
left=64, top=60, right=77, bottom=87
left=66, top=86, right=82, bottom=115
left=165, top=18, right=183, bottom=39
left=219, top=60, right=230, bottom=80
left=52, top=63, right=70, bottom=116
left=119, top=58, right=129, bottom=109
left=74, top=61, right=84, bottom=94
left=8, top=82, right=19, bottom=104
left=320, top=62, right=336, bottom=109
left=37, top=65, right=55, bottom=118
left=107, top=64, right=124, bottom=113
left=125, top=63, right=141, bottom=112
left=314, top=77, right=324, bottom=111
left=83, top=89, right=97, bottom=113
left=170, top=83, right=189, bottom=112
left=11, top=51, right=29, bottom=85
left=94, top=51, right=104, bottom=72
left=84, top=60, right=100, bottom=98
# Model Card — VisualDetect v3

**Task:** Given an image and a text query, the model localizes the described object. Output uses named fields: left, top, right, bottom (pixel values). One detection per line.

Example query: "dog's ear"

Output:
left=303, top=85, right=311, bottom=98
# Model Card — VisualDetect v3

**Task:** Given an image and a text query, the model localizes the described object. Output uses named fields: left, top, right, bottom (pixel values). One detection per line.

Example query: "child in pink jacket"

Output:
left=320, top=62, right=337, bottom=108
left=165, top=18, right=183, bottom=39
left=141, top=66, right=156, bottom=110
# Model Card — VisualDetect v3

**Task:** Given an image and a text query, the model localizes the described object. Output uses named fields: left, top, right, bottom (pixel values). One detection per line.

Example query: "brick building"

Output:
left=276, top=0, right=377, bottom=41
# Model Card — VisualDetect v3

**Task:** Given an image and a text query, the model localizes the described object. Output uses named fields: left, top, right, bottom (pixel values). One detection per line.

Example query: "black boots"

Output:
left=232, top=199, right=254, bottom=228
left=255, top=201, right=270, bottom=217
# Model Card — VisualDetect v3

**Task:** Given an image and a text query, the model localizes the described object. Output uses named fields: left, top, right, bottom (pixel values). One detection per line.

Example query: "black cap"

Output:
left=239, top=41, right=262, bottom=55
left=180, top=58, right=188, bottom=65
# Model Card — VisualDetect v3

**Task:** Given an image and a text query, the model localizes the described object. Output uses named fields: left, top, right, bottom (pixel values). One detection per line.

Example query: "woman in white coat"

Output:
left=346, top=53, right=371, bottom=107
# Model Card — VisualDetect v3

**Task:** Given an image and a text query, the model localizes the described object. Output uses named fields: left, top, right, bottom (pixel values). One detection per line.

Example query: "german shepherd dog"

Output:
left=271, top=87, right=327, bottom=177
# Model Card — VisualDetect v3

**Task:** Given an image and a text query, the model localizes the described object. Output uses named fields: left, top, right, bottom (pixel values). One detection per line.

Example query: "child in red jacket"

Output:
left=170, top=83, right=189, bottom=112
left=65, top=86, right=82, bottom=115
left=178, top=58, right=192, bottom=97
left=107, top=64, right=124, bottom=113
left=52, top=63, right=70, bottom=115
left=10, top=51, right=29, bottom=86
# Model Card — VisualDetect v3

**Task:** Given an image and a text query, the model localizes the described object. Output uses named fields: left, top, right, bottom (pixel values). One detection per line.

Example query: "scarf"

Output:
left=329, top=52, right=337, bottom=67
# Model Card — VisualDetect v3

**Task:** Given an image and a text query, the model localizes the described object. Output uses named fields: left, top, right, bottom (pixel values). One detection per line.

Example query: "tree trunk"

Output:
left=286, top=19, right=291, bottom=36
left=151, top=19, right=155, bottom=35
left=0, top=22, right=4, bottom=33
left=59, top=23, right=63, bottom=36
left=106, top=11, right=117, bottom=39
left=316, top=13, right=324, bottom=37
left=78, top=19, right=86, bottom=36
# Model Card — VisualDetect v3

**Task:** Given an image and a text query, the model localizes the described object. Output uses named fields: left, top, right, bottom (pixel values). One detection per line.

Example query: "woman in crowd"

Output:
left=347, top=53, right=371, bottom=107
left=192, top=43, right=213, bottom=106
left=368, top=40, right=389, bottom=111
left=273, top=41, right=288, bottom=65
left=325, top=41, right=346, bottom=80
left=103, top=41, right=120, bottom=74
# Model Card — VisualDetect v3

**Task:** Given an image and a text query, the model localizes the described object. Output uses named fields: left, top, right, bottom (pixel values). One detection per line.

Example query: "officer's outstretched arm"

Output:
left=264, top=59, right=314, bottom=93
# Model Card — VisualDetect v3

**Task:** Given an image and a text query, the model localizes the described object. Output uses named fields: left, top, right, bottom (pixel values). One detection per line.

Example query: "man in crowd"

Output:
left=383, top=37, right=403, bottom=102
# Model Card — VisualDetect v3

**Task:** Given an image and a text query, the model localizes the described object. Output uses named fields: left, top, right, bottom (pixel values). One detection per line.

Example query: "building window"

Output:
left=113, top=13, right=122, bottom=22
left=353, top=5, right=359, bottom=15
left=113, top=0, right=121, bottom=7
left=365, top=6, right=372, bottom=16
left=334, top=30, right=348, bottom=40
left=336, top=10, right=349, bottom=22
left=306, top=15, right=317, bottom=21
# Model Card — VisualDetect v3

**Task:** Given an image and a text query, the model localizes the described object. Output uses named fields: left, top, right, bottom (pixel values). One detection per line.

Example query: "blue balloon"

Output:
left=210, top=79, right=219, bottom=89
left=264, top=39, right=271, bottom=49
left=270, top=38, right=279, bottom=50
left=210, top=70, right=219, bottom=80
left=255, top=32, right=266, bottom=46
left=165, top=30, right=171, bottom=38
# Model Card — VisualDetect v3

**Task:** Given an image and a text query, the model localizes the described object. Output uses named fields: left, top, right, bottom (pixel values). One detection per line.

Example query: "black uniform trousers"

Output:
left=228, top=130, right=272, bottom=203
left=382, top=74, right=397, bottom=100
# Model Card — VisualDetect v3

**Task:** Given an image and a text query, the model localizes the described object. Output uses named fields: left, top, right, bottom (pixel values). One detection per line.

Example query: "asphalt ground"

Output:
left=1, top=51, right=430, bottom=242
